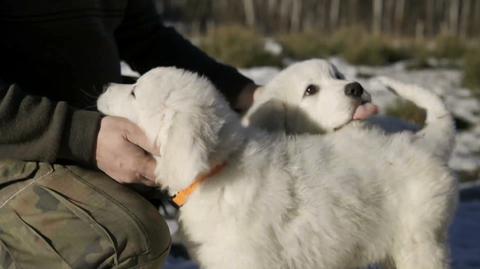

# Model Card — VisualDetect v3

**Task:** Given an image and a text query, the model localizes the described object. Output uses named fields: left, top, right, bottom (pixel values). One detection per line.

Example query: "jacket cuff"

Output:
left=233, top=82, right=259, bottom=112
left=59, top=109, right=103, bottom=166
left=207, top=63, right=255, bottom=107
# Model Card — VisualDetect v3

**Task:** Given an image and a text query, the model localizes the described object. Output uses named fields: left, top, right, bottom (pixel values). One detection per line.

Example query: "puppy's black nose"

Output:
left=344, top=82, right=364, bottom=98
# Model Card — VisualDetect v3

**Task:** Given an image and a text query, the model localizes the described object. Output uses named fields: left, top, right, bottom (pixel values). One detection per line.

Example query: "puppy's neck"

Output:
left=209, top=120, right=248, bottom=165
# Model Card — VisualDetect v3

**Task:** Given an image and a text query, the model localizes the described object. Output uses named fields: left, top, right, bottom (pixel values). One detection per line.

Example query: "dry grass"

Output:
left=463, top=48, right=480, bottom=96
left=278, top=28, right=410, bottom=66
left=195, top=26, right=480, bottom=93
left=198, top=25, right=282, bottom=68
left=385, top=100, right=426, bottom=126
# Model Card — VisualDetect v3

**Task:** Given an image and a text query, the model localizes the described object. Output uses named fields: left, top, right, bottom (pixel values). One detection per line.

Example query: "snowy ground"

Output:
left=123, top=60, right=480, bottom=268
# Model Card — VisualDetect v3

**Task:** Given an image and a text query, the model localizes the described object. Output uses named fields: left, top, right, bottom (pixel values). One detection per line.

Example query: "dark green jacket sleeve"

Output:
left=114, top=0, right=255, bottom=106
left=0, top=82, right=102, bottom=166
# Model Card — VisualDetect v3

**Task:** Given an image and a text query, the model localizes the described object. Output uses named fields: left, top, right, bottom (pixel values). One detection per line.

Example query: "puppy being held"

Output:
left=244, top=59, right=454, bottom=160
left=98, top=64, right=457, bottom=269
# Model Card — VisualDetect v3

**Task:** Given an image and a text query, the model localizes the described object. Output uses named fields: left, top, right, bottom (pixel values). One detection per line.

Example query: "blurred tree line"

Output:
left=156, top=0, right=479, bottom=38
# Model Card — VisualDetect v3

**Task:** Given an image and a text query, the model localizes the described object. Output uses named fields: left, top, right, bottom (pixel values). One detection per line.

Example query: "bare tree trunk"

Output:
left=242, top=0, right=256, bottom=27
left=279, top=0, right=291, bottom=32
left=384, top=0, right=395, bottom=35
left=318, top=0, right=328, bottom=31
left=165, top=0, right=480, bottom=39
left=449, top=0, right=460, bottom=36
left=475, top=1, right=480, bottom=37
left=372, top=0, right=383, bottom=35
left=290, top=0, right=302, bottom=32
left=330, top=0, right=340, bottom=29
left=267, top=0, right=277, bottom=21
left=438, top=0, right=450, bottom=35
left=268, top=0, right=277, bottom=11
left=348, top=0, right=359, bottom=25
left=460, top=0, right=472, bottom=38
left=425, top=0, right=435, bottom=37
left=416, top=20, right=425, bottom=40
left=302, top=0, right=317, bottom=32
left=394, top=0, right=405, bottom=36
left=265, top=0, right=277, bottom=32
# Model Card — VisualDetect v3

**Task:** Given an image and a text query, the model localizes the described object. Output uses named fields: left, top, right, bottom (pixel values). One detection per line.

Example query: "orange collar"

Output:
left=171, top=162, right=227, bottom=208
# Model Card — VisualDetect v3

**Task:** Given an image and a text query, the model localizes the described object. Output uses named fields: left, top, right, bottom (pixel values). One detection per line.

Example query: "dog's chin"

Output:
left=333, top=102, right=379, bottom=132
left=333, top=118, right=354, bottom=132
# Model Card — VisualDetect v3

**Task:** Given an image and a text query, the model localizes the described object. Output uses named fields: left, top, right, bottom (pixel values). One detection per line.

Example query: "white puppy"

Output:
left=98, top=65, right=457, bottom=269
left=243, top=59, right=377, bottom=134
left=243, top=59, right=455, bottom=161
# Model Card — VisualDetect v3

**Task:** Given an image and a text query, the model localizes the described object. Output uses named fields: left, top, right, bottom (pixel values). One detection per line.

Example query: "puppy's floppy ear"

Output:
left=330, top=62, right=346, bottom=79
left=153, top=106, right=220, bottom=193
left=243, top=98, right=287, bottom=132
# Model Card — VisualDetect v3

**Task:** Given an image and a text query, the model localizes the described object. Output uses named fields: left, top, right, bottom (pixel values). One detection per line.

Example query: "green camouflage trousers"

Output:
left=0, top=160, right=171, bottom=269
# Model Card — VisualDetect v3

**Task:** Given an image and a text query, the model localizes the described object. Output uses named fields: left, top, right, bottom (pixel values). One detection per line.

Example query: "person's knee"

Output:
left=1, top=198, right=171, bottom=269
left=117, top=201, right=172, bottom=268
left=0, top=162, right=171, bottom=269
left=57, top=165, right=172, bottom=267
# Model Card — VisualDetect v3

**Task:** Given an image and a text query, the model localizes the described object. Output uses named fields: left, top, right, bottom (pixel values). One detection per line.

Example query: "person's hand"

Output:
left=235, top=83, right=260, bottom=113
left=95, top=116, right=159, bottom=186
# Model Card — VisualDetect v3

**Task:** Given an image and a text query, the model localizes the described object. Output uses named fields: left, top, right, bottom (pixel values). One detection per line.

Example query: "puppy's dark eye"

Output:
left=304, top=84, right=319, bottom=97
left=131, top=86, right=136, bottom=98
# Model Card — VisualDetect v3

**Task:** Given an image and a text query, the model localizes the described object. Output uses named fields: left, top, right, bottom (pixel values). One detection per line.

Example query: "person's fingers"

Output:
left=95, top=116, right=160, bottom=187
left=124, top=121, right=161, bottom=155
left=235, top=83, right=259, bottom=113
left=136, top=153, right=157, bottom=183
left=138, top=177, right=158, bottom=187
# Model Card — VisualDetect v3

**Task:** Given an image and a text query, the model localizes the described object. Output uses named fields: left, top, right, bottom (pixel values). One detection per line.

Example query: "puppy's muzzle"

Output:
left=344, top=82, right=364, bottom=99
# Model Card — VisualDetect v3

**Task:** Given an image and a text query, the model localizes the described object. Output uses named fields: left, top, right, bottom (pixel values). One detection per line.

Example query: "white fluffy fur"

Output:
left=98, top=63, right=457, bottom=269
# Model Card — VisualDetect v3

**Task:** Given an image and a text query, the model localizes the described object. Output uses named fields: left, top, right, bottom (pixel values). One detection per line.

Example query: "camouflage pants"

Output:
left=0, top=160, right=171, bottom=269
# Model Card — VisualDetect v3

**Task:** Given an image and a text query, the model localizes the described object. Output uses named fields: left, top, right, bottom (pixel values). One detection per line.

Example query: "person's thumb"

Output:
left=137, top=154, right=157, bottom=184
left=124, top=121, right=161, bottom=156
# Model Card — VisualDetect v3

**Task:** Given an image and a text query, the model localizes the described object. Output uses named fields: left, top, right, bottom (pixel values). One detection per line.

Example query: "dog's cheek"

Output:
left=110, top=98, right=139, bottom=122
left=253, top=86, right=264, bottom=100
left=97, top=91, right=114, bottom=115
left=245, top=99, right=287, bottom=131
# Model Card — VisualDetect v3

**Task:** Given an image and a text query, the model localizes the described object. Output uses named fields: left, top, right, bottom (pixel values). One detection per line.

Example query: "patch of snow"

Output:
left=240, top=66, right=280, bottom=85
left=264, top=38, right=283, bottom=56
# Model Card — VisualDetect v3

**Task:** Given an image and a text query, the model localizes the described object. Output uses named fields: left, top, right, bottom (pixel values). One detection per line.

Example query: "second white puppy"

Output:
left=98, top=66, right=457, bottom=269
left=244, top=59, right=455, bottom=160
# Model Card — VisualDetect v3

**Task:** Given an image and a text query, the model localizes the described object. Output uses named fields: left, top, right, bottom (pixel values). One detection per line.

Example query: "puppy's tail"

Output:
left=377, top=76, right=455, bottom=161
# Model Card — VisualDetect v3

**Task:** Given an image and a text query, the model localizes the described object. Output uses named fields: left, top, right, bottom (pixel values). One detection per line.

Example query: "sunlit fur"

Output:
left=98, top=66, right=457, bottom=269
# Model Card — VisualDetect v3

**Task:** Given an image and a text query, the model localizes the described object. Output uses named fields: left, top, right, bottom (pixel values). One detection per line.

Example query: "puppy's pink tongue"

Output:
left=353, top=103, right=379, bottom=120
